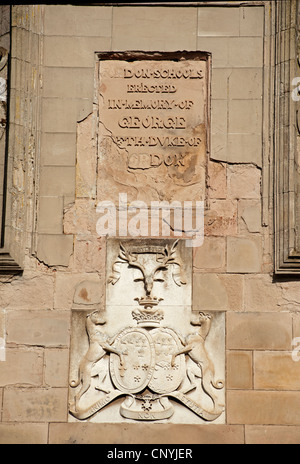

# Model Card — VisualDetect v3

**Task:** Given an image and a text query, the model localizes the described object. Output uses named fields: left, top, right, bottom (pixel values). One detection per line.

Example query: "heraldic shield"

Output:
left=68, top=239, right=225, bottom=424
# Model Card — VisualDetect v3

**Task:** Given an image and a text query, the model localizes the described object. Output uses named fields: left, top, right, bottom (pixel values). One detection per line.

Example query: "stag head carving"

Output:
left=108, top=240, right=186, bottom=309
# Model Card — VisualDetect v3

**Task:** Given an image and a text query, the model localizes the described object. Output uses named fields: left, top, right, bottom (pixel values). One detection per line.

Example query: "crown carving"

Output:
left=132, top=308, right=164, bottom=328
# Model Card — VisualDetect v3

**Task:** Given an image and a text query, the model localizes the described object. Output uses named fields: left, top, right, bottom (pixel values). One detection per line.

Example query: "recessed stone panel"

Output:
left=96, top=55, right=209, bottom=204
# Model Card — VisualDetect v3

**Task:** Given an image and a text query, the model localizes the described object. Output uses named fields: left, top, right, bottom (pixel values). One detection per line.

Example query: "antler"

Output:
left=154, top=240, right=186, bottom=287
left=119, top=244, right=146, bottom=277
left=108, top=244, right=146, bottom=285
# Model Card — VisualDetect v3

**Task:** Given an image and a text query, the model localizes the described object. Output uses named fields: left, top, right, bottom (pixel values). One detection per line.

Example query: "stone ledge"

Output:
left=48, top=423, right=245, bottom=445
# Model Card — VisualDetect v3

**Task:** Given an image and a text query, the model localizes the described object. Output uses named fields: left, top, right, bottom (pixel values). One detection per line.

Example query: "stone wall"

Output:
left=0, top=2, right=300, bottom=444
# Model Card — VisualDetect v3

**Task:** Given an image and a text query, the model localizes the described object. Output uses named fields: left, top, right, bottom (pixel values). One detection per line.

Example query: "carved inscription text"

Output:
left=97, top=57, right=209, bottom=203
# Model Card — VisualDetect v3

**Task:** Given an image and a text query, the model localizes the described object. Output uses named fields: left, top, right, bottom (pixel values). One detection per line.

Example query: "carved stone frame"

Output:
left=0, top=6, right=43, bottom=273
left=0, top=6, right=21, bottom=272
left=274, top=0, right=300, bottom=273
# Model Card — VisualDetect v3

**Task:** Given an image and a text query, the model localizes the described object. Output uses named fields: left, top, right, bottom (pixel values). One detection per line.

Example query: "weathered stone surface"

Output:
left=193, top=237, right=226, bottom=271
left=64, top=200, right=97, bottom=236
left=227, top=236, right=262, bottom=273
left=198, top=7, right=240, bottom=37
left=238, top=200, right=262, bottom=234
left=72, top=236, right=106, bottom=274
left=54, top=273, right=103, bottom=310
left=227, top=313, right=292, bottom=351
left=3, top=388, right=68, bottom=422
left=45, top=349, right=70, bottom=388
left=112, top=7, right=198, bottom=51
left=76, top=113, right=97, bottom=199
left=0, top=309, right=5, bottom=362
left=49, top=423, right=244, bottom=444
left=37, top=234, right=74, bottom=267
left=254, top=352, right=300, bottom=391
left=97, top=58, right=208, bottom=204
left=6, top=310, right=70, bottom=347
left=228, top=391, right=300, bottom=425
left=193, top=274, right=242, bottom=312
left=0, top=348, right=43, bottom=387
left=0, top=423, right=48, bottom=444
left=244, top=275, right=282, bottom=312
left=73, top=279, right=103, bottom=306
left=205, top=200, right=238, bottom=237
left=246, top=426, right=300, bottom=445
left=207, top=161, right=227, bottom=199
left=227, top=351, right=253, bottom=390
left=227, top=165, right=261, bottom=199
left=0, top=273, right=54, bottom=310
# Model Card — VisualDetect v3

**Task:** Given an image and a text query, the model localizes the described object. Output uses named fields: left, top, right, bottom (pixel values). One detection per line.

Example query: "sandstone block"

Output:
left=227, top=351, right=253, bottom=390
left=198, top=7, right=240, bottom=37
left=45, top=349, right=70, bottom=388
left=239, top=6, right=264, bottom=37
left=197, top=37, right=228, bottom=68
left=193, top=274, right=228, bottom=311
left=246, top=426, right=300, bottom=445
left=43, top=67, right=94, bottom=100
left=227, top=133, right=262, bottom=166
left=238, top=200, right=262, bottom=234
left=193, top=273, right=243, bottom=312
left=39, top=166, right=75, bottom=197
left=227, top=165, right=261, bottom=199
left=244, top=275, right=282, bottom=312
left=228, top=37, right=264, bottom=68
left=0, top=273, right=54, bottom=310
left=41, top=98, right=79, bottom=133
left=227, top=236, right=262, bottom=273
left=49, top=423, right=244, bottom=444
left=207, top=161, right=227, bottom=200
left=229, top=68, right=263, bottom=100
left=44, top=5, right=112, bottom=37
left=41, top=132, right=76, bottom=167
left=63, top=200, right=97, bottom=236
left=6, top=310, right=70, bottom=347
left=227, top=312, right=292, bottom=351
left=0, top=423, right=48, bottom=444
left=76, top=114, right=97, bottom=199
left=0, top=348, right=43, bottom=387
left=211, top=133, right=228, bottom=161
left=193, top=237, right=226, bottom=271
left=37, top=234, right=74, bottom=267
left=254, top=352, right=300, bottom=391
left=3, top=388, right=68, bottom=422
left=229, top=100, right=262, bottom=136
left=211, top=68, right=231, bottom=100
left=44, top=36, right=111, bottom=68
left=205, top=200, right=238, bottom=237
left=0, top=309, right=5, bottom=362
left=228, top=391, right=300, bottom=425
left=73, top=279, right=103, bottom=306
left=72, top=236, right=106, bottom=274
left=112, top=7, right=198, bottom=51
left=37, top=196, right=64, bottom=234
left=212, top=99, right=227, bottom=134
left=280, top=282, right=300, bottom=312
left=54, top=273, right=103, bottom=310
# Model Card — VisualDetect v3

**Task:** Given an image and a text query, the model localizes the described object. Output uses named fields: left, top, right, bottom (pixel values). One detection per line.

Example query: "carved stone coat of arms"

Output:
left=68, top=239, right=225, bottom=424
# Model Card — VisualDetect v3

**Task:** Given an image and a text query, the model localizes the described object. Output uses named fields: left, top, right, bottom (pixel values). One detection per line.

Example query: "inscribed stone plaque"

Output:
left=69, top=239, right=225, bottom=424
left=97, top=57, right=209, bottom=203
